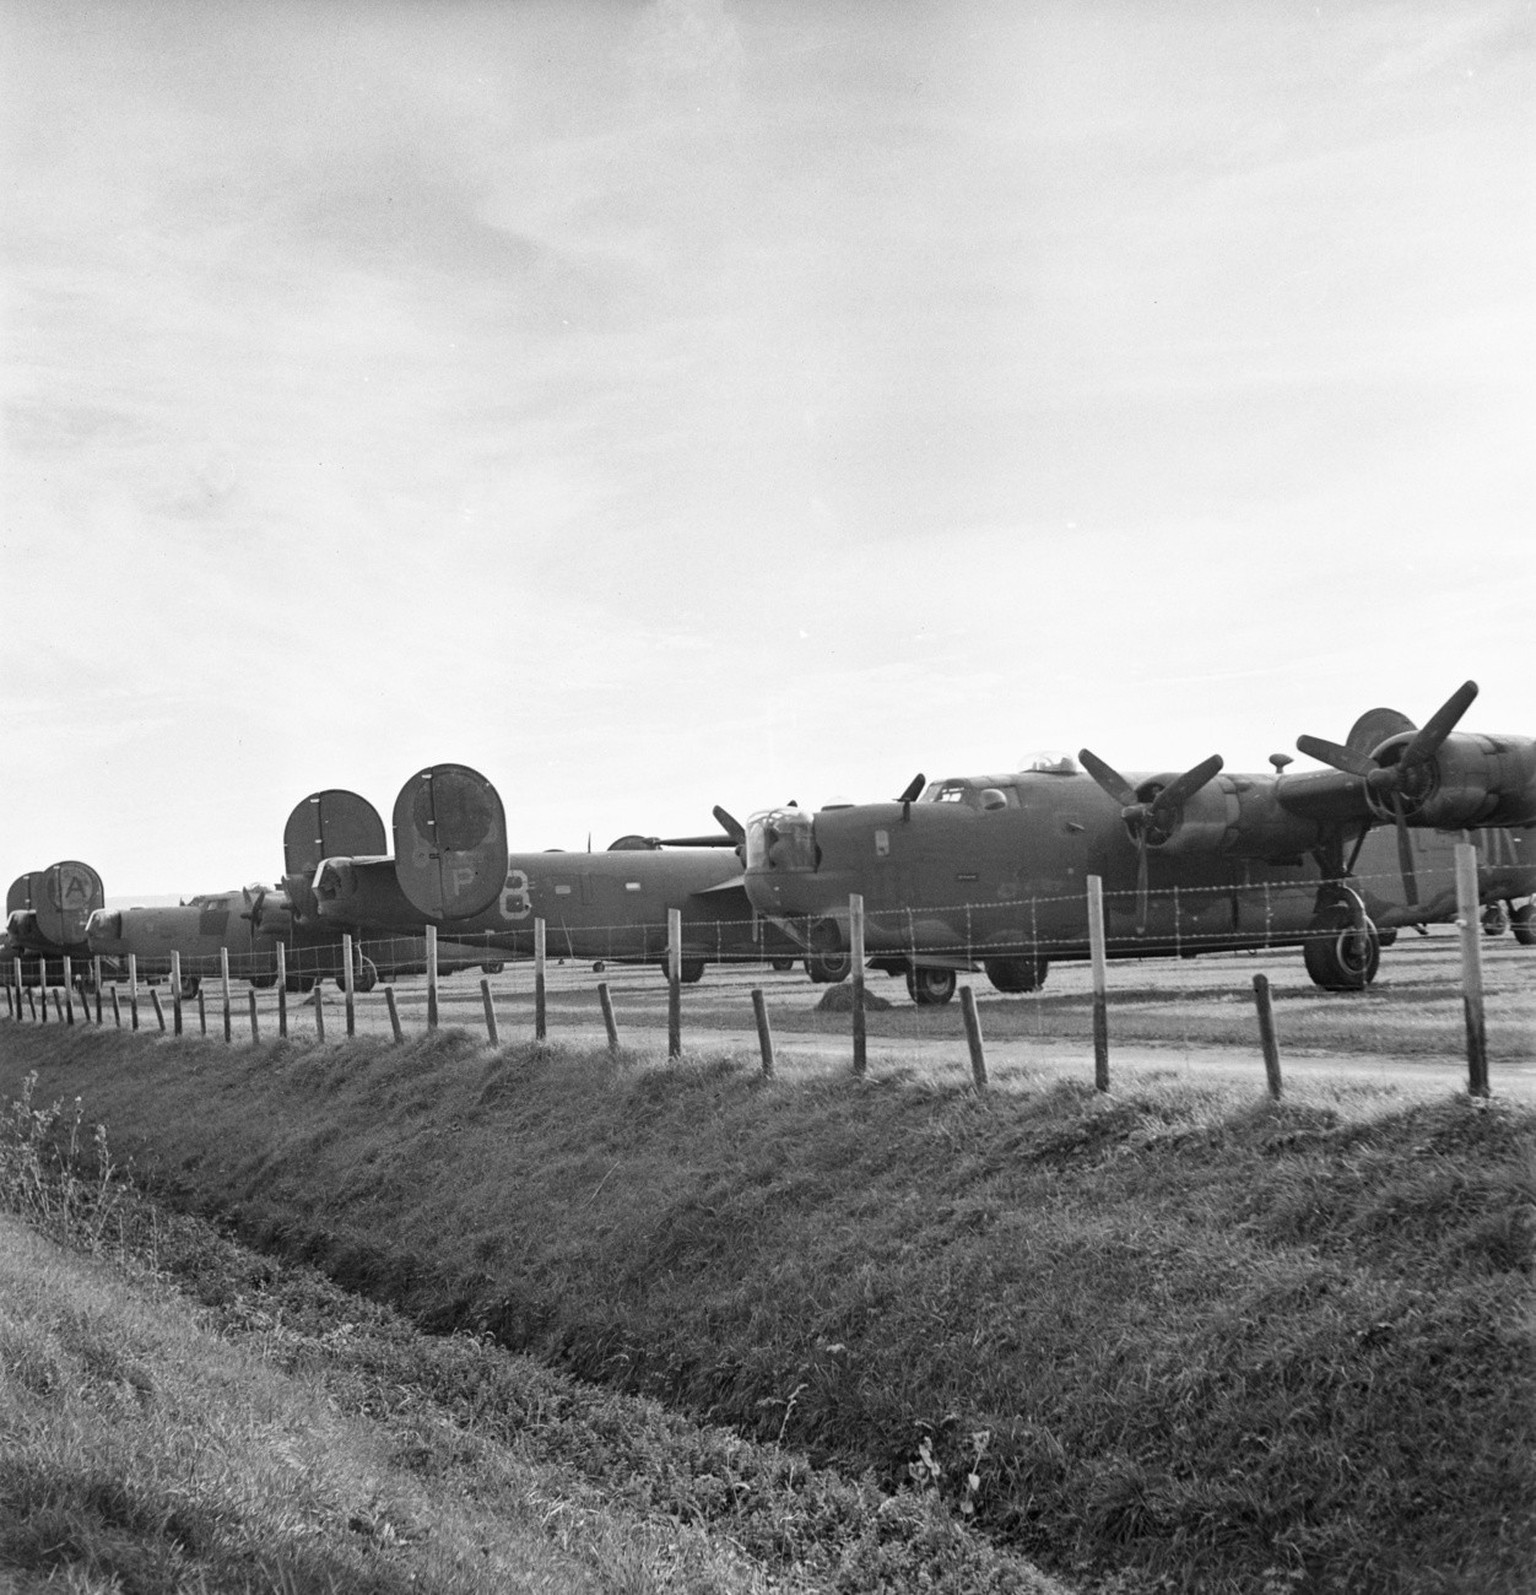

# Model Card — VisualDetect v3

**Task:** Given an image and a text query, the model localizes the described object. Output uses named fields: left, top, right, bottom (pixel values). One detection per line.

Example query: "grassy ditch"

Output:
left=1, top=1023, right=1532, bottom=1593
left=0, top=1137, right=1065, bottom=1594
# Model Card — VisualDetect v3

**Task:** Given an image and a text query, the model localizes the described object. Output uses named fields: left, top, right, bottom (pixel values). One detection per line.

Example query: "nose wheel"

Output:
left=1302, top=906, right=1380, bottom=991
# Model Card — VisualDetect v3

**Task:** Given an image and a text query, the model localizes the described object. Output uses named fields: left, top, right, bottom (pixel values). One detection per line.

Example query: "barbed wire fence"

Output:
left=6, top=848, right=1527, bottom=1099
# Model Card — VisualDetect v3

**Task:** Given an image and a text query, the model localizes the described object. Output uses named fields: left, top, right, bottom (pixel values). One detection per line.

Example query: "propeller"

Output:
left=1296, top=681, right=1479, bottom=909
left=241, top=883, right=292, bottom=937
left=1079, top=750, right=1225, bottom=933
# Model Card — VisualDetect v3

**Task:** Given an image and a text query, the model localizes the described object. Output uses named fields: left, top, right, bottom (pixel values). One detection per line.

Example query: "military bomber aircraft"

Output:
left=740, top=681, right=1535, bottom=1003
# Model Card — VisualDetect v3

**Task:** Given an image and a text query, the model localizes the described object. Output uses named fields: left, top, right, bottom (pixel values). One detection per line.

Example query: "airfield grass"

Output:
left=322, top=931, right=1535, bottom=1063
left=1, top=1021, right=1532, bottom=1594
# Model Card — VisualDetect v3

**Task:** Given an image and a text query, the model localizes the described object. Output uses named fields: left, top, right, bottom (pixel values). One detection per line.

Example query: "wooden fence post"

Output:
left=93, top=958, right=103, bottom=1025
left=220, top=948, right=232, bottom=1043
left=313, top=984, right=326, bottom=1043
left=248, top=988, right=260, bottom=1044
left=128, top=954, right=139, bottom=1032
left=197, top=987, right=207, bottom=1036
left=109, top=985, right=120, bottom=1027
left=751, top=987, right=776, bottom=1079
left=1455, top=842, right=1489, bottom=1097
left=150, top=989, right=166, bottom=1031
left=53, top=990, right=65, bottom=1022
left=275, top=943, right=288, bottom=1039
left=62, top=957, right=75, bottom=1025
left=597, top=981, right=619, bottom=1053
left=480, top=977, right=500, bottom=1047
left=1086, top=876, right=1109, bottom=1092
left=667, top=908, right=683, bottom=1059
left=849, top=893, right=867, bottom=1078
left=384, top=985, right=403, bottom=1044
left=171, top=951, right=184, bottom=1036
left=1253, top=974, right=1282, bottom=1099
left=343, top=933, right=356, bottom=1039
left=960, top=984, right=988, bottom=1092
left=534, top=918, right=547, bottom=1042
left=426, top=925, right=439, bottom=1031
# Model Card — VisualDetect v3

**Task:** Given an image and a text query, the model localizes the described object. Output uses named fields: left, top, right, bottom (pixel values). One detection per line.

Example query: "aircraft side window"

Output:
left=979, top=788, right=1009, bottom=811
left=935, top=784, right=967, bottom=803
left=875, top=829, right=890, bottom=857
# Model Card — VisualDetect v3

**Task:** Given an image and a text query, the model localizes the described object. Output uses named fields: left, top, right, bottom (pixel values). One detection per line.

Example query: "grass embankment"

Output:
left=2, top=1023, right=1532, bottom=1594
left=0, top=1079, right=1068, bottom=1595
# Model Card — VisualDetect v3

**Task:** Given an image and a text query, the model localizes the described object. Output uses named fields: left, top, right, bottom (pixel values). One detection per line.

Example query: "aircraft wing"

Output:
left=690, top=874, right=750, bottom=897
left=1274, top=768, right=1376, bottom=824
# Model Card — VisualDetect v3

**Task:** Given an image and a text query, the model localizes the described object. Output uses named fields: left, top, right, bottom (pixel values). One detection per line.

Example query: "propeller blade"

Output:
left=1078, top=749, right=1137, bottom=808
left=1392, top=795, right=1419, bottom=907
left=712, top=805, right=747, bottom=846
left=1399, top=679, right=1478, bottom=771
left=895, top=773, right=926, bottom=805
left=1148, top=754, right=1224, bottom=821
left=1296, top=735, right=1377, bottom=778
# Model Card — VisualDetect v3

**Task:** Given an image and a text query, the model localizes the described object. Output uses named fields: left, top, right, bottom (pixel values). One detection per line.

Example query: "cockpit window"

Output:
left=919, top=780, right=1018, bottom=810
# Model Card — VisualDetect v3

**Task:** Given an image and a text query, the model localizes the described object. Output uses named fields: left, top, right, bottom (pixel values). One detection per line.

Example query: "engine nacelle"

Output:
left=1370, top=733, right=1536, bottom=829
left=1142, top=775, right=1321, bottom=861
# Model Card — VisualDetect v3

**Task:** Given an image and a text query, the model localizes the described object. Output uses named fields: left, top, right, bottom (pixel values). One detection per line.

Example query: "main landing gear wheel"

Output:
left=1512, top=904, right=1536, bottom=947
left=179, top=976, right=201, bottom=1001
left=905, top=965, right=957, bottom=1005
left=1302, top=907, right=1380, bottom=992
left=1482, top=904, right=1508, bottom=937
left=984, top=956, right=1048, bottom=994
left=770, top=957, right=795, bottom=972
left=803, top=919, right=851, bottom=984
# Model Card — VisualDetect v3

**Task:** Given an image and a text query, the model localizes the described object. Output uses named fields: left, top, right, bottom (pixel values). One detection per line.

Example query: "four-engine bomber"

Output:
left=741, top=683, right=1536, bottom=1003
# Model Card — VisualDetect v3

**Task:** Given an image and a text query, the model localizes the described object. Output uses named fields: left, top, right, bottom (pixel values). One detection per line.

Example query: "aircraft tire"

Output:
left=1482, top=904, right=1508, bottom=937
left=1302, top=908, right=1380, bottom=992
left=285, top=974, right=315, bottom=994
left=1512, top=904, right=1536, bottom=947
left=804, top=953, right=851, bottom=984
left=481, top=961, right=505, bottom=975
left=680, top=959, right=705, bottom=985
left=250, top=974, right=277, bottom=990
left=905, top=965, right=957, bottom=1005
left=985, top=956, right=1048, bottom=994
left=355, top=957, right=378, bottom=993
left=770, top=957, right=795, bottom=972
left=178, top=976, right=201, bottom=1001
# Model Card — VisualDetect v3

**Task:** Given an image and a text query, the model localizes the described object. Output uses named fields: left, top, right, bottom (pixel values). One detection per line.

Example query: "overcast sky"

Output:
left=3, top=0, right=1532, bottom=898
